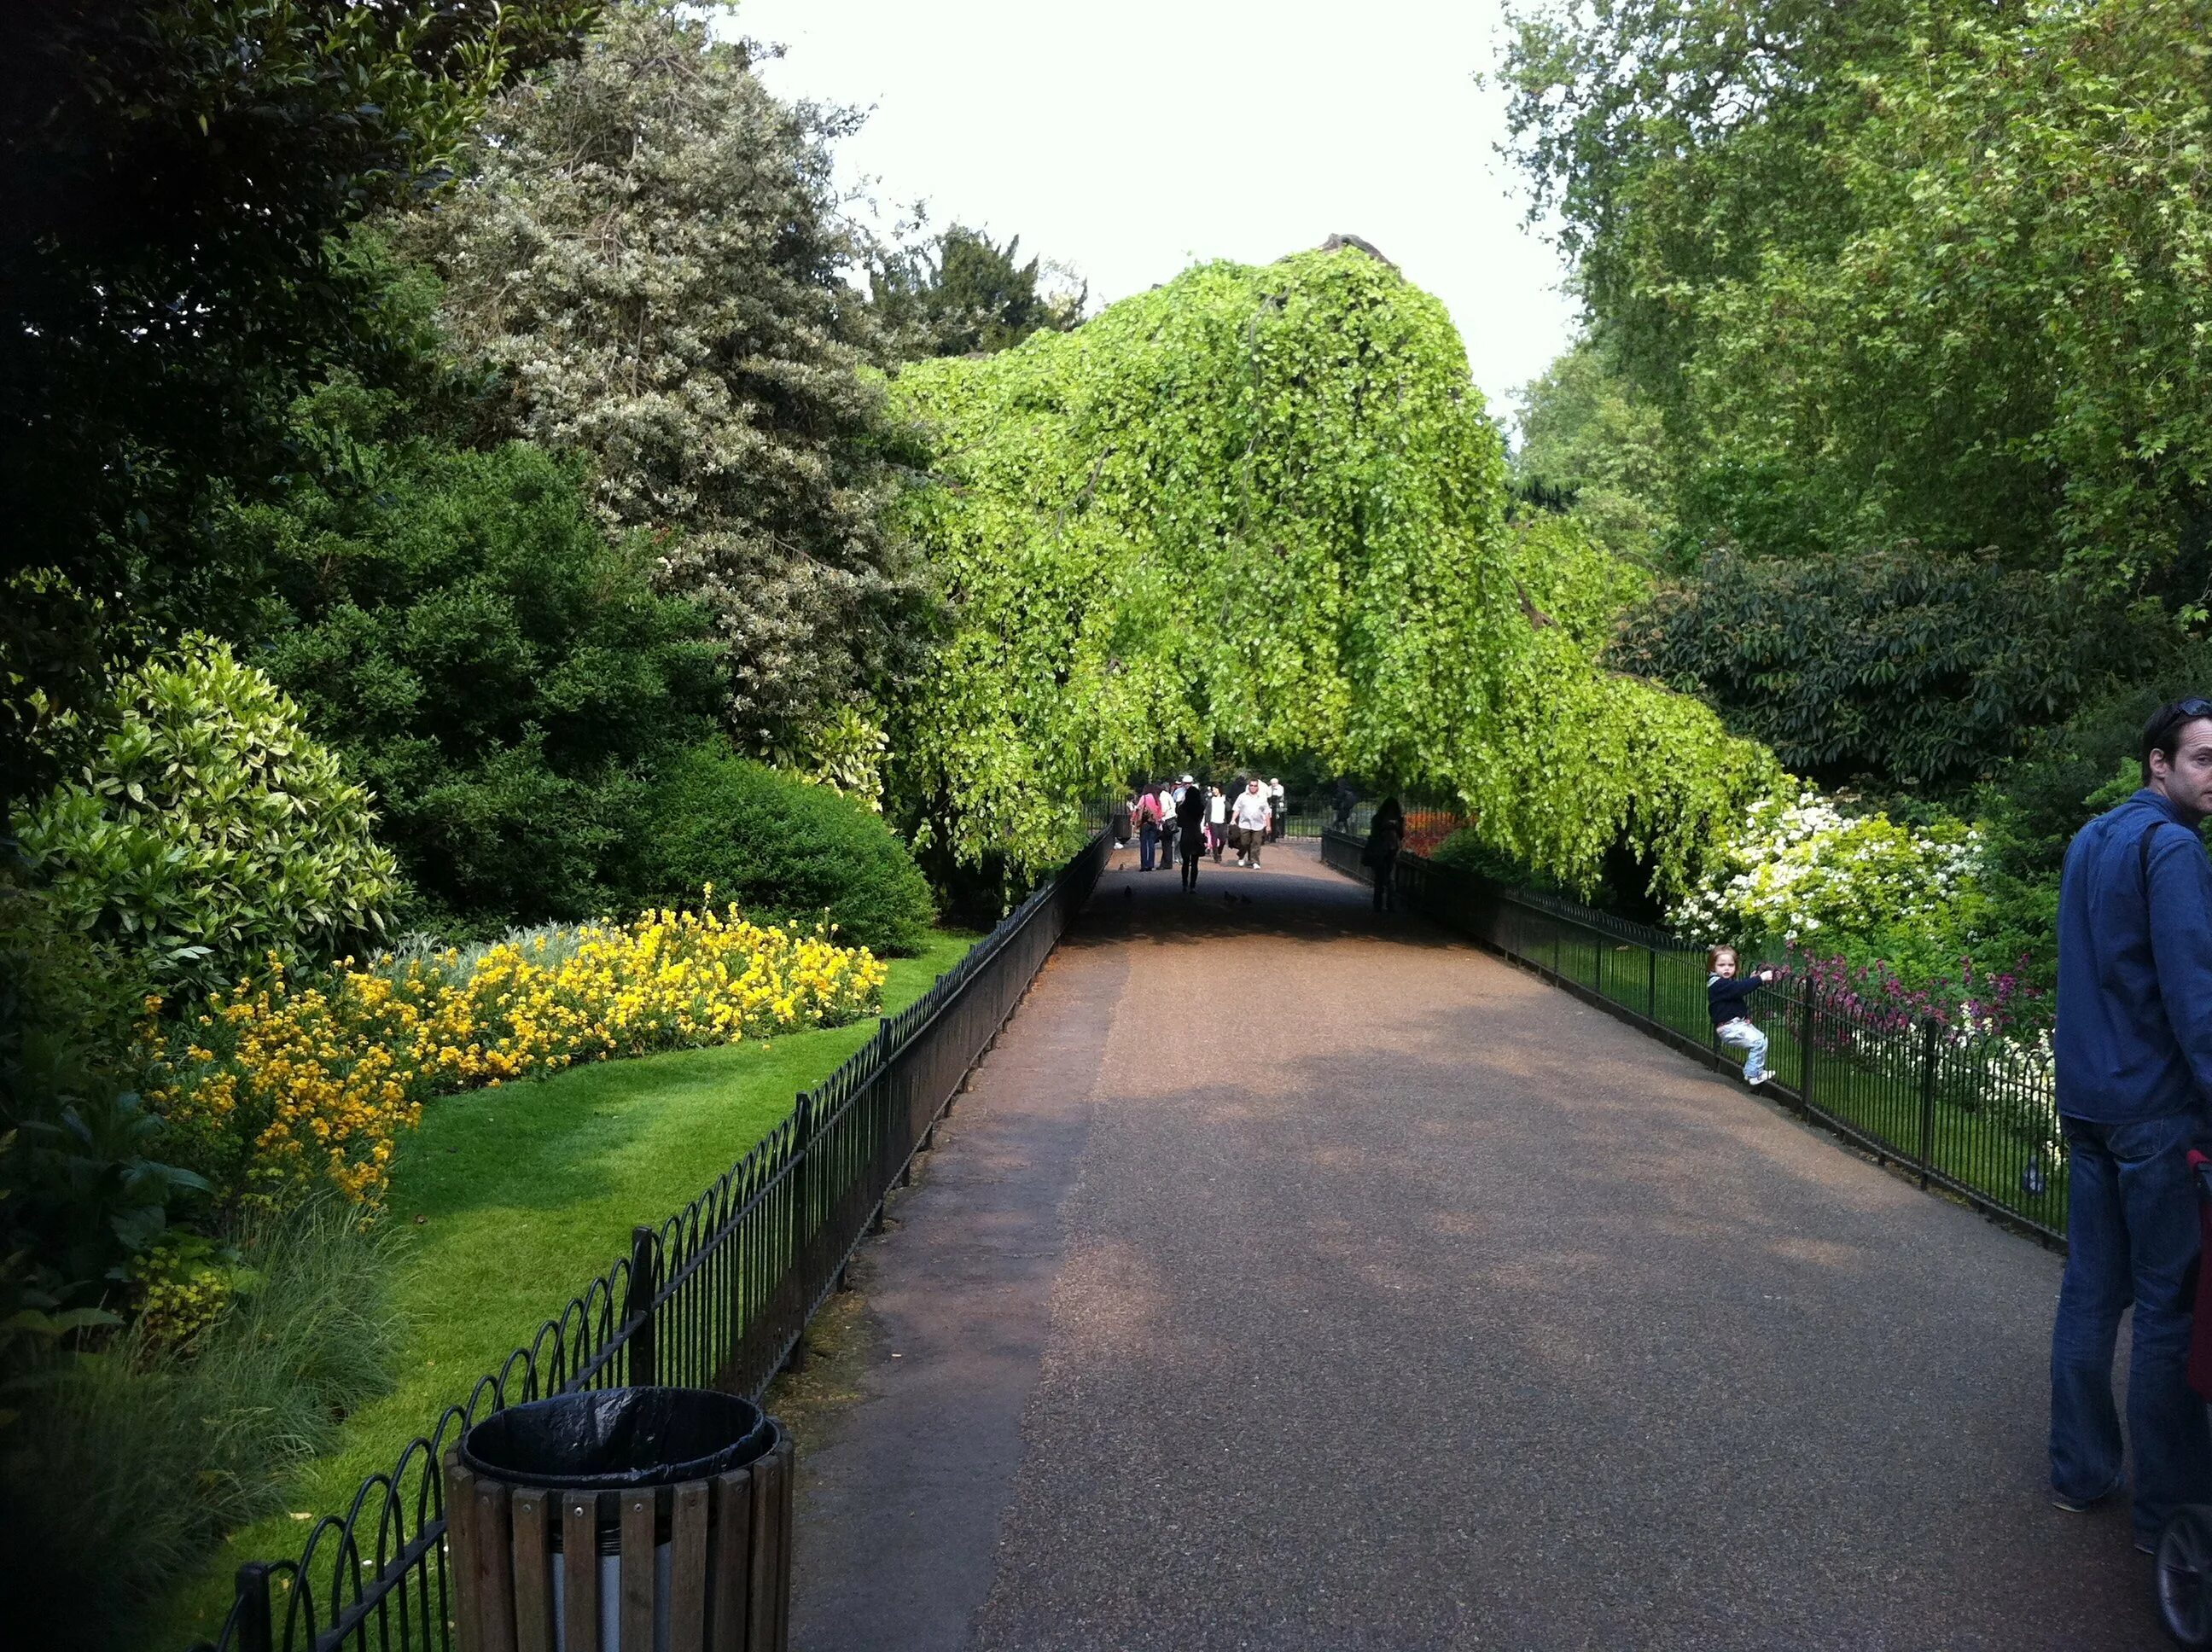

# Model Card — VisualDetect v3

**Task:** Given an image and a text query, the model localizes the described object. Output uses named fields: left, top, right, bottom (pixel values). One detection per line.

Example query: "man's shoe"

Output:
left=1744, top=1072, right=1769, bottom=1087
left=2052, top=1479, right=2122, bottom=1514
left=2136, top=1531, right=2158, bottom=1556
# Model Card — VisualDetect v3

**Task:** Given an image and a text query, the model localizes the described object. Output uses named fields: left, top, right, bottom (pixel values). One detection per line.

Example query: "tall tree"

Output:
left=1499, top=0, right=2212, bottom=598
left=408, top=0, right=928, bottom=754
left=1514, top=335, right=1677, bottom=563
left=0, top=0, right=599, bottom=812
left=873, top=224, right=1086, bottom=358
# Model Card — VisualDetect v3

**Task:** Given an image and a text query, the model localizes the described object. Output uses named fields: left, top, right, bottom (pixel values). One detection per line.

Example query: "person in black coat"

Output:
left=1175, top=782, right=1208, bottom=891
left=1362, top=797, right=1406, bottom=911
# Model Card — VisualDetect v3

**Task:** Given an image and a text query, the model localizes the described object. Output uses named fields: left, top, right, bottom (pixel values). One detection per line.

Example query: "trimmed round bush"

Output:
left=12, top=637, right=399, bottom=989
left=633, top=744, right=934, bottom=955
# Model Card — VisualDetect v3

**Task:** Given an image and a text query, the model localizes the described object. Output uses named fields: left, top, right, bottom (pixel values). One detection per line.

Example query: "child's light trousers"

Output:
left=1716, top=1017, right=1768, bottom=1081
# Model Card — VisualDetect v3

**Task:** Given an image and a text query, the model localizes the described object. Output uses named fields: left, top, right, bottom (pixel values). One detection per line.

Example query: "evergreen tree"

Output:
left=873, top=224, right=1086, bottom=358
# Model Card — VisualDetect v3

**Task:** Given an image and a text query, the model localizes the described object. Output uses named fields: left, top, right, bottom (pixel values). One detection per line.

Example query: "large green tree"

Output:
left=0, top=0, right=599, bottom=813
left=1513, top=334, right=1677, bottom=563
left=406, top=0, right=927, bottom=758
left=1499, top=0, right=2212, bottom=597
left=889, top=247, right=1776, bottom=892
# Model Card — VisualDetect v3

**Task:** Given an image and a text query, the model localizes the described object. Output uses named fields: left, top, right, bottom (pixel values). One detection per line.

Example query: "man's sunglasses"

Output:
left=2147, top=697, right=2212, bottom=748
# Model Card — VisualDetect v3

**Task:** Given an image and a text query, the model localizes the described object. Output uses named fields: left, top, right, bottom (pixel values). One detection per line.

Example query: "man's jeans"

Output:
left=2051, top=1111, right=2212, bottom=1538
left=1714, top=1018, right=1767, bottom=1081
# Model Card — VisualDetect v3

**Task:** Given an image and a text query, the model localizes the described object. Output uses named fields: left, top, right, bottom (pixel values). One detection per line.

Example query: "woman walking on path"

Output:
left=1137, top=783, right=1162, bottom=871
left=1208, top=785, right=1229, bottom=862
left=1362, top=797, right=1406, bottom=910
left=1176, top=782, right=1208, bottom=891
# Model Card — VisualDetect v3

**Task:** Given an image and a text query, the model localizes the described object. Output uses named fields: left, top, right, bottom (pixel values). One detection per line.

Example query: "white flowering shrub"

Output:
left=1671, top=790, right=1981, bottom=951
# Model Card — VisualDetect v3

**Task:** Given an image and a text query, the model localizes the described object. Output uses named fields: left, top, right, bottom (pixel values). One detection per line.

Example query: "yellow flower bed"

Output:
left=154, top=903, right=888, bottom=1210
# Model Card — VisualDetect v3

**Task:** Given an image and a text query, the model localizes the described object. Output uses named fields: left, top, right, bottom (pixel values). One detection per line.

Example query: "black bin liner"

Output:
left=461, top=1388, right=774, bottom=1490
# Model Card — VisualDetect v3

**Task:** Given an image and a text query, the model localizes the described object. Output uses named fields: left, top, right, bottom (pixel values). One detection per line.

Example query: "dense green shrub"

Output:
left=1612, top=551, right=2131, bottom=791
left=12, top=639, right=398, bottom=990
left=1, top=1197, right=398, bottom=1651
left=631, top=744, right=934, bottom=954
left=234, top=406, right=724, bottom=932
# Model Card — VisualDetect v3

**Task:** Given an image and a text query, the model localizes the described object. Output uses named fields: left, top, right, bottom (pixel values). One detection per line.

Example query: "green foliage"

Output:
left=1513, top=335, right=1677, bottom=562
left=2, top=1197, right=399, bottom=1652
left=1611, top=550, right=2134, bottom=790
left=12, top=639, right=399, bottom=990
left=629, top=744, right=936, bottom=954
left=890, top=247, right=1778, bottom=895
left=233, top=397, right=724, bottom=931
left=0, top=873, right=208, bottom=1354
left=406, top=0, right=928, bottom=751
left=1500, top=0, right=2212, bottom=598
left=1505, top=514, right=1650, bottom=654
left=873, top=224, right=1087, bottom=358
left=0, top=0, right=601, bottom=813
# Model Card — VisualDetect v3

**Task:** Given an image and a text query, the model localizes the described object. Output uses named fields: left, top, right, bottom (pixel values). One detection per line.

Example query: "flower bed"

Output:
left=153, top=902, right=888, bottom=1210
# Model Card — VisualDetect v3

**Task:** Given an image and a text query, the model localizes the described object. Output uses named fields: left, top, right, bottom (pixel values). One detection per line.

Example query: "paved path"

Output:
left=791, top=842, right=2163, bottom=1649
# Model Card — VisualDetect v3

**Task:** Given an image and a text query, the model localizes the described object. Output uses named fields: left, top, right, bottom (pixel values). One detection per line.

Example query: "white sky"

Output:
left=725, top=0, right=1580, bottom=428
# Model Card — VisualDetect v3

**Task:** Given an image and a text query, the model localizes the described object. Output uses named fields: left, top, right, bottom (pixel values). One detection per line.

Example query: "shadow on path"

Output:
left=792, top=842, right=2159, bottom=1650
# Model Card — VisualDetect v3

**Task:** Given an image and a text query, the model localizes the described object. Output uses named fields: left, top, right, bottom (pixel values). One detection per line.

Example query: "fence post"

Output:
left=1797, top=988, right=1816, bottom=1114
left=1645, top=945, right=1657, bottom=1024
left=229, top=1562, right=276, bottom=1652
left=626, top=1225, right=659, bottom=1387
left=1918, top=1019, right=1939, bottom=1190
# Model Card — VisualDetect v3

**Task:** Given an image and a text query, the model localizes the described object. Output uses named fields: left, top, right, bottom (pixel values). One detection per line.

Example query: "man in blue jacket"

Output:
left=2052, top=698, right=2212, bottom=1549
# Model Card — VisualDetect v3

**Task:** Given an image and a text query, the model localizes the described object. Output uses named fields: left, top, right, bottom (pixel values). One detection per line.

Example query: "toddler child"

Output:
left=1707, top=945, right=1778, bottom=1086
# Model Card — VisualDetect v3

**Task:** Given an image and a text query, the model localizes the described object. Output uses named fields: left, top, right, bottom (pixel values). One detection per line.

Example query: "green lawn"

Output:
left=154, top=929, right=975, bottom=1649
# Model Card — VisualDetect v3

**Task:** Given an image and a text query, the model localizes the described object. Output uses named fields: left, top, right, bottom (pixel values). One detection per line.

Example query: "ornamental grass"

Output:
left=152, top=899, right=888, bottom=1211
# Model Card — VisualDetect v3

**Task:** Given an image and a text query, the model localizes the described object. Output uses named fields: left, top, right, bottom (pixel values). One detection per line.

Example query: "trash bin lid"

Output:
left=460, top=1387, right=775, bottom=1490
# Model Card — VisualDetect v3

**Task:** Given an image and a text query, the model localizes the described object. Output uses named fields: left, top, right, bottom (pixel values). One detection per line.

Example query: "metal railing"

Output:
left=1322, top=830, right=2065, bottom=1248
left=195, top=829, right=1111, bottom=1652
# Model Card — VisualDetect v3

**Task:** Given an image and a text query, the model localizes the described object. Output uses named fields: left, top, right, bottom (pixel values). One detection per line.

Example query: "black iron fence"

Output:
left=194, top=829, right=1110, bottom=1652
left=1322, top=831, right=2066, bottom=1248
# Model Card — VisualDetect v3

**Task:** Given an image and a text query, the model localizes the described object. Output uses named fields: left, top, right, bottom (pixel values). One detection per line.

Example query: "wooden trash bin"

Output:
left=444, top=1388, right=793, bottom=1652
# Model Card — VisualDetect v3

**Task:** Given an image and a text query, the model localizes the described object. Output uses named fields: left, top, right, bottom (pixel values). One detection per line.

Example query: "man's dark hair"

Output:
left=2141, top=697, right=2212, bottom=783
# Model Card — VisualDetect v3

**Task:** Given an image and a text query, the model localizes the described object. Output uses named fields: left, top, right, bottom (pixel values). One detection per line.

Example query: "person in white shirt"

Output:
left=1231, top=779, right=1272, bottom=867
left=1155, top=782, right=1179, bottom=871
left=1267, top=778, right=1287, bottom=841
left=1207, top=784, right=1229, bottom=863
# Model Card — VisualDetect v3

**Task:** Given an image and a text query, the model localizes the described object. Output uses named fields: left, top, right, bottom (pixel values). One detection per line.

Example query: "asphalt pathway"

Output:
left=791, top=841, right=2163, bottom=1649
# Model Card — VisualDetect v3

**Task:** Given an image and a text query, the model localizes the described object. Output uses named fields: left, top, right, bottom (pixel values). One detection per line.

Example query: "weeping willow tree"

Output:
left=888, top=247, right=1778, bottom=892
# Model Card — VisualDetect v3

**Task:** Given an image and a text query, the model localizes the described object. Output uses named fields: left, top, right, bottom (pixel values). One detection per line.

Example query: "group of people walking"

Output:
left=1109, top=777, right=1408, bottom=910
left=1115, top=776, right=1287, bottom=890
